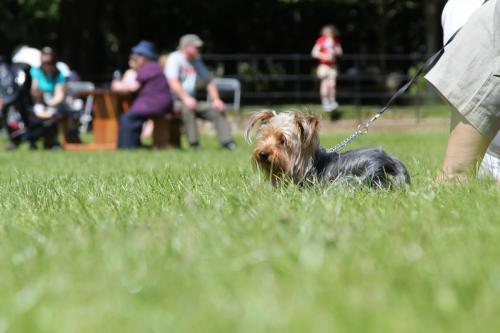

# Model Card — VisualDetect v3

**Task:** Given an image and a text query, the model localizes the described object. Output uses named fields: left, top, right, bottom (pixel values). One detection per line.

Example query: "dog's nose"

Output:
left=259, top=150, right=269, bottom=160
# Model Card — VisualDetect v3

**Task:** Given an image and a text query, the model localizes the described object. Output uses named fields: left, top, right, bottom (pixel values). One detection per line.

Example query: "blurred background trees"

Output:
left=0, top=0, right=445, bottom=79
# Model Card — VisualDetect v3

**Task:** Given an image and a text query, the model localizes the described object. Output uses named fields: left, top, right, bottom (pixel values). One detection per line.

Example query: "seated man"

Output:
left=166, top=34, right=236, bottom=150
left=113, top=41, right=173, bottom=149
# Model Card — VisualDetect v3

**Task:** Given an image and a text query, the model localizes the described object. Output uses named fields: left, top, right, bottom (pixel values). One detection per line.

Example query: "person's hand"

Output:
left=41, top=110, right=57, bottom=119
left=111, top=80, right=122, bottom=91
left=183, top=96, right=198, bottom=110
left=212, top=98, right=225, bottom=112
left=46, top=99, right=56, bottom=107
left=33, top=104, right=56, bottom=119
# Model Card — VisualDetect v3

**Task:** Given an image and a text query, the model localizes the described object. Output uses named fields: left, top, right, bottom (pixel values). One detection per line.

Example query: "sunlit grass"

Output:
left=0, top=128, right=498, bottom=333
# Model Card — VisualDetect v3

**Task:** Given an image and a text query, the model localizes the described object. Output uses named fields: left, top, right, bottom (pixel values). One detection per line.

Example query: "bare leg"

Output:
left=141, top=120, right=154, bottom=140
left=320, top=78, right=329, bottom=106
left=440, top=110, right=493, bottom=182
left=328, top=74, right=337, bottom=104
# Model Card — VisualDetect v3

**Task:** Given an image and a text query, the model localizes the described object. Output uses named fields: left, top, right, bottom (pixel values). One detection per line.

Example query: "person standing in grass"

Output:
left=113, top=41, right=173, bottom=149
left=440, top=0, right=500, bottom=182
left=311, top=25, right=343, bottom=113
left=425, top=0, right=500, bottom=182
left=165, top=34, right=236, bottom=151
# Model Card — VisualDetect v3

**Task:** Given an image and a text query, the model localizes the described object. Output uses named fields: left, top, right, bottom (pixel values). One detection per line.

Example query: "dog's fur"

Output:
left=245, top=110, right=411, bottom=188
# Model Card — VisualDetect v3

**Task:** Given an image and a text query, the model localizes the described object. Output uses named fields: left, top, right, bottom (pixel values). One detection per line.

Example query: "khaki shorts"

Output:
left=317, top=64, right=337, bottom=80
left=425, top=0, right=500, bottom=138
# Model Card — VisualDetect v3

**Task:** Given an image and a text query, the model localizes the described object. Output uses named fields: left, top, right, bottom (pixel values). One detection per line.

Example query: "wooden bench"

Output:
left=61, top=89, right=181, bottom=151
left=152, top=115, right=182, bottom=149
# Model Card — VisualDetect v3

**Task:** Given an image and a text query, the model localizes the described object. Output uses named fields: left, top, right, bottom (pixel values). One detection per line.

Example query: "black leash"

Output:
left=328, top=0, right=490, bottom=153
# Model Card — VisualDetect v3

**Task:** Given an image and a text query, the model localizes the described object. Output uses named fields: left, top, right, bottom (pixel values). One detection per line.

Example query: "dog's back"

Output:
left=315, top=147, right=411, bottom=188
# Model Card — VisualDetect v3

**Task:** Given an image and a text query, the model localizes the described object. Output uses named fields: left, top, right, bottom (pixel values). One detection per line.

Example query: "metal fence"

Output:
left=84, top=53, right=431, bottom=109
left=201, top=53, right=429, bottom=106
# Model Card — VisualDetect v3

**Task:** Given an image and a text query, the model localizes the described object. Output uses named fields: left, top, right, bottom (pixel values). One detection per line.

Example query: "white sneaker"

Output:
left=321, top=100, right=330, bottom=111
left=324, top=101, right=339, bottom=112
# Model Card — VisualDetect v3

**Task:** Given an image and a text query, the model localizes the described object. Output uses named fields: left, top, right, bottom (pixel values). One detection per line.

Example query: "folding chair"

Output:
left=66, top=81, right=95, bottom=133
left=208, top=78, right=241, bottom=111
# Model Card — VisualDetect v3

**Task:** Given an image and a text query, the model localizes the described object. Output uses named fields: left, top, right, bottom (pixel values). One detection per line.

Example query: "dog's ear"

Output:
left=245, top=110, right=276, bottom=142
left=295, top=114, right=320, bottom=147
left=307, top=115, right=320, bottom=138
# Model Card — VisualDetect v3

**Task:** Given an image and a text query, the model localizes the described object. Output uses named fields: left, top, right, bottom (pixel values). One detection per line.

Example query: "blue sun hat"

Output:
left=131, top=40, right=159, bottom=60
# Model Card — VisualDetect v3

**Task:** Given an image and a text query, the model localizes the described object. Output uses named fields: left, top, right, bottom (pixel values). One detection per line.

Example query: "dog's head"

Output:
left=245, top=110, right=320, bottom=184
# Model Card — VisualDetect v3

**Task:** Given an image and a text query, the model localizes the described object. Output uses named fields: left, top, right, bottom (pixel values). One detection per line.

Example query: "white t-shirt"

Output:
left=441, top=0, right=484, bottom=44
left=442, top=0, right=500, bottom=157
left=165, top=50, right=211, bottom=98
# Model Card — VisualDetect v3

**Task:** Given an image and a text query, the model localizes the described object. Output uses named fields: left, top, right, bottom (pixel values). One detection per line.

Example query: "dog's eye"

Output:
left=280, top=137, right=287, bottom=145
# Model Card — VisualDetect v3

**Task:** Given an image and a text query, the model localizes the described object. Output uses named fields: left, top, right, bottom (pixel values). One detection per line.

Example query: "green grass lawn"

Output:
left=0, top=128, right=499, bottom=333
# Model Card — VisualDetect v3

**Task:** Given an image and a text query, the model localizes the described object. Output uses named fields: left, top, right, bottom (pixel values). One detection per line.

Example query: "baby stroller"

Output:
left=0, top=55, right=58, bottom=149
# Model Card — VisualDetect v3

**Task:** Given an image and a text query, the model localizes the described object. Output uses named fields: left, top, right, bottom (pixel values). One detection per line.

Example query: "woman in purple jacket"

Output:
left=113, top=41, right=173, bottom=149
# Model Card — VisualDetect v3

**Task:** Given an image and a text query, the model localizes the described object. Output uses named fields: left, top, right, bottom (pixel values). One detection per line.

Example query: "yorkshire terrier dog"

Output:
left=245, top=110, right=410, bottom=188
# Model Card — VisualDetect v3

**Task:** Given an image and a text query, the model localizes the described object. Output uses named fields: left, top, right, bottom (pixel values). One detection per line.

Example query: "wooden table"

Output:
left=61, top=89, right=181, bottom=151
left=61, top=90, right=131, bottom=151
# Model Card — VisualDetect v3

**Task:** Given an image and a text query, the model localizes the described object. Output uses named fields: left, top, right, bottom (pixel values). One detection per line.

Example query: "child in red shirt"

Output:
left=311, top=25, right=343, bottom=112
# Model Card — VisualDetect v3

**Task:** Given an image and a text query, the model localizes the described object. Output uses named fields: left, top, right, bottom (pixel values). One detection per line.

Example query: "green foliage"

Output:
left=0, top=0, right=445, bottom=77
left=279, top=0, right=418, bottom=11
left=15, top=0, right=60, bottom=19
left=0, top=0, right=61, bottom=40
left=0, top=126, right=499, bottom=332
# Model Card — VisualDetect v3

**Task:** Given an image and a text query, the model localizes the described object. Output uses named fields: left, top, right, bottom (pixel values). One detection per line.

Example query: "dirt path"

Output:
left=318, top=117, right=448, bottom=132
left=227, top=116, right=449, bottom=133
